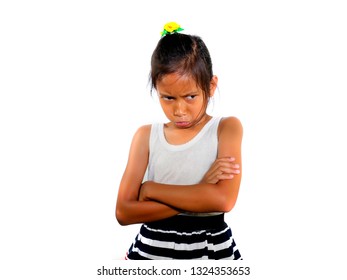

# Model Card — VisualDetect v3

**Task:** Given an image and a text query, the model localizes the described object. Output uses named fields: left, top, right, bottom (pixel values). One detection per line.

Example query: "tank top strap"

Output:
left=208, top=116, right=223, bottom=136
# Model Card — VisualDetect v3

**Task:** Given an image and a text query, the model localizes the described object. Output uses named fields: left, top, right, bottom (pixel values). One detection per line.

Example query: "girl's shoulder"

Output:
left=130, top=124, right=152, bottom=151
left=218, top=116, right=243, bottom=138
left=133, top=124, right=151, bottom=140
left=136, top=124, right=152, bottom=134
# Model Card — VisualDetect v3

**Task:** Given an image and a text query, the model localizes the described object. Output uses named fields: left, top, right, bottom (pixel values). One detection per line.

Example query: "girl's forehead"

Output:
left=157, top=73, right=197, bottom=88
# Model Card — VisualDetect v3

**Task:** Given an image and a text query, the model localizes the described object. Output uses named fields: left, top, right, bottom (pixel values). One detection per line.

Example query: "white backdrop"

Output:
left=1, top=0, right=346, bottom=279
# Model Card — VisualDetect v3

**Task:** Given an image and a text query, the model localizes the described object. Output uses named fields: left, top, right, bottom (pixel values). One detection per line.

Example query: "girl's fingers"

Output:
left=209, top=160, right=240, bottom=174
left=201, top=157, right=240, bottom=184
left=211, top=165, right=240, bottom=175
left=218, top=174, right=234, bottom=180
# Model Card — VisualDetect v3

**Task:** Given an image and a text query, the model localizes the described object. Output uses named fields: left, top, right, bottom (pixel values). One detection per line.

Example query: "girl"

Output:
left=116, top=22, right=243, bottom=260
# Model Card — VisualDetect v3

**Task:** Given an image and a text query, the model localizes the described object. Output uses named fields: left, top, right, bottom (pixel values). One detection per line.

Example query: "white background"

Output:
left=1, top=0, right=346, bottom=279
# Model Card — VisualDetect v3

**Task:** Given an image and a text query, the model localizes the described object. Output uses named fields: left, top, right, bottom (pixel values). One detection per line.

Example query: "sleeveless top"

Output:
left=147, top=116, right=223, bottom=216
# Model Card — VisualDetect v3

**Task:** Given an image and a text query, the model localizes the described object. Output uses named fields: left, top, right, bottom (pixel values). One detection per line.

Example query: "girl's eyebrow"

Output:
left=158, top=92, right=172, bottom=96
left=182, top=92, right=198, bottom=97
left=159, top=91, right=198, bottom=97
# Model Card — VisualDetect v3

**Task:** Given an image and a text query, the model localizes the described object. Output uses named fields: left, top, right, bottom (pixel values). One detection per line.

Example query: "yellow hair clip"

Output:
left=161, top=22, right=184, bottom=37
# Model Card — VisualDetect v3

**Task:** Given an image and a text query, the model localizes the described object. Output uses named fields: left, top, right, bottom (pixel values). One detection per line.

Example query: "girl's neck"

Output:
left=164, top=114, right=212, bottom=145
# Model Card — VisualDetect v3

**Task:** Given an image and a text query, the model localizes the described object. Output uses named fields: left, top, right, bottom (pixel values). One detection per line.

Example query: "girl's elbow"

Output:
left=115, top=206, right=130, bottom=226
left=218, top=195, right=237, bottom=213
left=115, top=208, right=124, bottom=225
left=221, top=200, right=236, bottom=213
left=215, top=184, right=240, bottom=212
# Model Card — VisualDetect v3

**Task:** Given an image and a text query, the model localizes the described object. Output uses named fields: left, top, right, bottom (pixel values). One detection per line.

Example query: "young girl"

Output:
left=116, top=22, right=243, bottom=260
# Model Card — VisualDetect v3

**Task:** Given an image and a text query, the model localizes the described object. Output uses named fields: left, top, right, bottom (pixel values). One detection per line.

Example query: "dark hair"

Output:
left=150, top=33, right=213, bottom=102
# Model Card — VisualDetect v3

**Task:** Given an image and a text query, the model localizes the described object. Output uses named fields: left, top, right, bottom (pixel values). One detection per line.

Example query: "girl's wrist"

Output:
left=140, top=181, right=153, bottom=201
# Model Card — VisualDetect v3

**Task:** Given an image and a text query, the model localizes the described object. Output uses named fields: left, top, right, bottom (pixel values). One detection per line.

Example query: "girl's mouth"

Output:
left=175, top=121, right=191, bottom=128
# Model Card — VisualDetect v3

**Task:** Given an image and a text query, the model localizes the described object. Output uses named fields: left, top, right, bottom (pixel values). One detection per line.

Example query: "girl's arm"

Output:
left=115, top=125, right=179, bottom=225
left=140, top=117, right=243, bottom=213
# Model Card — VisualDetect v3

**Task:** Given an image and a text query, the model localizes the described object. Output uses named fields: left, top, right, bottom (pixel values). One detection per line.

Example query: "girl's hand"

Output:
left=138, top=182, right=149, bottom=202
left=200, top=157, right=240, bottom=184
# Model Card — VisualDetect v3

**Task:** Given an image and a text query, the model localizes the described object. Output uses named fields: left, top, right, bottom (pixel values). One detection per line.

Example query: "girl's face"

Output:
left=156, top=73, right=217, bottom=129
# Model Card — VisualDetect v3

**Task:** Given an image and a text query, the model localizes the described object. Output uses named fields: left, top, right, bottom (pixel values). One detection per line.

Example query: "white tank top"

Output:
left=147, top=116, right=223, bottom=216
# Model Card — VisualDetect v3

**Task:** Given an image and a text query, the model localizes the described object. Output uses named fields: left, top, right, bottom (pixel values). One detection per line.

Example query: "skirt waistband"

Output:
left=145, top=214, right=225, bottom=231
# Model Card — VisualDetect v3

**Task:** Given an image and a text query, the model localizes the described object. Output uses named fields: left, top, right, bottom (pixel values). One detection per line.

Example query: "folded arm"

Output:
left=115, top=125, right=179, bottom=225
left=139, top=117, right=243, bottom=213
left=116, top=117, right=243, bottom=225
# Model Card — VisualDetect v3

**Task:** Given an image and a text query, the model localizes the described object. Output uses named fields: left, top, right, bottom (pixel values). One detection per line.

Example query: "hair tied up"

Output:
left=161, top=22, right=184, bottom=37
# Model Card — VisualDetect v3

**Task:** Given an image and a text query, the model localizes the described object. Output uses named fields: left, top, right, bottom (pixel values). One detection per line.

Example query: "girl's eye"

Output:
left=162, top=96, right=174, bottom=101
left=186, top=95, right=196, bottom=100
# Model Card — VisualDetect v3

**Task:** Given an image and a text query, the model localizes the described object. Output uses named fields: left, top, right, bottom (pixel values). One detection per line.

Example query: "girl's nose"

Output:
left=173, top=101, right=186, bottom=117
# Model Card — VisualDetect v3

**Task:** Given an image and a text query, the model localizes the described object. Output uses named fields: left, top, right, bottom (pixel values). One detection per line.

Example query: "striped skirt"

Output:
left=125, top=214, right=242, bottom=260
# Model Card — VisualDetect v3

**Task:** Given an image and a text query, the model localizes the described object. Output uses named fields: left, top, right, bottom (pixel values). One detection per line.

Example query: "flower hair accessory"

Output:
left=161, top=22, right=184, bottom=37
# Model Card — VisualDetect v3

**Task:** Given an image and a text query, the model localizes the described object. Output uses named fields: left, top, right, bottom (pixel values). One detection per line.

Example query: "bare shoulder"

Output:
left=218, top=116, right=243, bottom=137
left=134, top=124, right=152, bottom=138
left=128, top=125, right=151, bottom=165
left=129, top=124, right=152, bottom=155
left=217, top=117, right=243, bottom=159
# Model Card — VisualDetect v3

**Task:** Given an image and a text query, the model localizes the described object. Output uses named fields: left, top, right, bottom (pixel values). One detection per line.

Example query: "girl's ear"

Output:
left=209, top=75, right=218, bottom=98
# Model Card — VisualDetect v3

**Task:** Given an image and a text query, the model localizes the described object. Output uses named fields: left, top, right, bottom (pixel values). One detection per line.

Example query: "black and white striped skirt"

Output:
left=125, top=214, right=242, bottom=260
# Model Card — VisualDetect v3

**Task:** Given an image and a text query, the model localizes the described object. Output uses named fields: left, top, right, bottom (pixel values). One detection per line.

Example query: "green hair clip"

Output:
left=161, top=22, right=184, bottom=37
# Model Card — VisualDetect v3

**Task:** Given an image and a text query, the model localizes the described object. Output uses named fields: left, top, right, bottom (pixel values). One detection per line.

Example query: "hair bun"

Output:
left=161, top=22, right=184, bottom=37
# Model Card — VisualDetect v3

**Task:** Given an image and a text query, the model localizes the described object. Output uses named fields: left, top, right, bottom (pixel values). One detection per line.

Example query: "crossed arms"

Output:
left=116, top=117, right=243, bottom=225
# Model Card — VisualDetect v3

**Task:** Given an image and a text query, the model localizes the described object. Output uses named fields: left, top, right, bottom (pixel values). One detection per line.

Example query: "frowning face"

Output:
left=156, top=73, right=217, bottom=129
